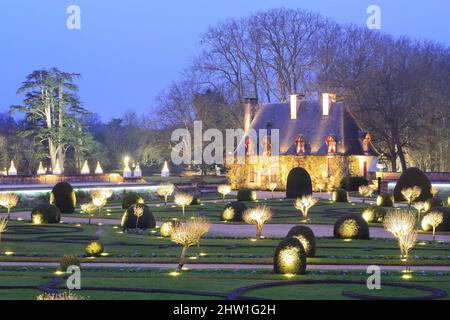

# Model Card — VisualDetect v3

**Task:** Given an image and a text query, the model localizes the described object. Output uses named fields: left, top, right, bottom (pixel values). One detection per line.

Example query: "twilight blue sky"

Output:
left=1, top=0, right=449, bottom=121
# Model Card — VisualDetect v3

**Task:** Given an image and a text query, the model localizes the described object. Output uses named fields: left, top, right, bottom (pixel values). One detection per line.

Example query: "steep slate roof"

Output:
left=243, top=100, right=378, bottom=156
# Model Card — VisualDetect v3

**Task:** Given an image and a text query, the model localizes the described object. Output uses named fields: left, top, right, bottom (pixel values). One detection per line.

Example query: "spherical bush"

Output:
left=58, top=255, right=80, bottom=272
left=237, top=189, right=257, bottom=201
left=286, top=168, right=312, bottom=199
left=51, top=182, right=76, bottom=214
left=376, top=193, right=394, bottom=207
left=332, top=189, right=348, bottom=203
left=285, top=226, right=316, bottom=257
left=361, top=206, right=386, bottom=223
left=274, top=237, right=307, bottom=275
left=334, top=214, right=370, bottom=239
left=159, top=220, right=181, bottom=237
left=121, top=204, right=156, bottom=230
left=221, top=202, right=248, bottom=222
left=394, top=167, right=432, bottom=202
left=85, top=241, right=104, bottom=257
left=31, top=204, right=61, bottom=224
left=122, top=192, right=145, bottom=209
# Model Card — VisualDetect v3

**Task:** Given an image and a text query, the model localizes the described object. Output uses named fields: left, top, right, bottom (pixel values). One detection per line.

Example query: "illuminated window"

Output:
left=326, top=135, right=337, bottom=154
left=363, top=133, right=371, bottom=154
left=249, top=166, right=256, bottom=183
left=262, top=136, right=271, bottom=156
left=295, top=135, right=306, bottom=155
left=245, top=137, right=252, bottom=156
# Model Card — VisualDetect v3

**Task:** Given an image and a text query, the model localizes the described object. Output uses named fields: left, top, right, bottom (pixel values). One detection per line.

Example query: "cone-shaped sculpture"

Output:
left=95, top=161, right=103, bottom=175
left=161, top=161, right=170, bottom=177
left=81, top=160, right=90, bottom=175
left=7, top=161, right=17, bottom=176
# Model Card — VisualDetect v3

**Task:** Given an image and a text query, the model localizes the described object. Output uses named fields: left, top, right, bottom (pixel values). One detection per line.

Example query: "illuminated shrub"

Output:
left=121, top=192, right=144, bottom=209
left=31, top=204, right=61, bottom=224
left=422, top=211, right=444, bottom=241
left=394, top=167, right=432, bottom=202
left=237, top=189, right=257, bottom=202
left=334, top=214, right=370, bottom=239
left=376, top=193, right=394, bottom=207
left=361, top=206, right=386, bottom=223
left=340, top=176, right=369, bottom=192
left=159, top=220, right=181, bottom=237
left=285, top=226, right=316, bottom=257
left=51, top=182, right=76, bottom=214
left=274, top=237, right=307, bottom=275
left=121, top=204, right=155, bottom=230
left=286, top=168, right=312, bottom=199
left=332, top=189, right=348, bottom=203
left=85, top=241, right=104, bottom=257
left=221, top=202, right=247, bottom=222
left=425, top=197, right=443, bottom=211
left=182, top=187, right=202, bottom=205
left=36, top=292, right=87, bottom=300
left=422, top=207, right=450, bottom=231
left=58, top=255, right=80, bottom=272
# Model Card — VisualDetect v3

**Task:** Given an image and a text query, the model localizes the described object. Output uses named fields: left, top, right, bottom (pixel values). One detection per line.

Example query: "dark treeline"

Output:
left=2, top=8, right=449, bottom=174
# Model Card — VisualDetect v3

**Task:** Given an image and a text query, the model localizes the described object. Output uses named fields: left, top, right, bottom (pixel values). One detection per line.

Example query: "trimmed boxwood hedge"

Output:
left=377, top=193, right=394, bottom=207
left=286, top=167, right=313, bottom=199
left=221, top=202, right=247, bottom=222
left=122, top=192, right=145, bottom=209
left=31, top=204, right=61, bottom=224
left=237, top=189, right=257, bottom=202
left=334, top=214, right=370, bottom=239
left=332, top=189, right=348, bottom=203
left=285, top=226, right=316, bottom=257
left=50, top=182, right=76, bottom=214
left=273, top=237, right=307, bottom=275
left=121, top=204, right=156, bottom=230
left=340, top=176, right=369, bottom=192
left=394, top=167, right=432, bottom=202
left=361, top=206, right=386, bottom=223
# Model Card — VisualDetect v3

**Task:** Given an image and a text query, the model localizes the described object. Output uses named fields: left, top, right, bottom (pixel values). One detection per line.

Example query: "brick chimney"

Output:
left=243, top=98, right=258, bottom=132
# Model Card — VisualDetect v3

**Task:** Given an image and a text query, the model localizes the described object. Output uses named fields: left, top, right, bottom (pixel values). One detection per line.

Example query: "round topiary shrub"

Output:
left=423, top=207, right=450, bottom=231
left=286, top=168, right=313, bottom=199
left=221, top=202, right=248, bottom=222
left=159, top=220, right=181, bottom=237
left=332, top=189, right=348, bottom=203
left=85, top=241, right=104, bottom=257
left=273, top=237, right=307, bottom=275
left=361, top=206, right=386, bottom=223
left=50, top=182, right=76, bottom=214
left=122, top=192, right=145, bottom=209
left=121, top=204, right=156, bottom=231
left=394, top=167, right=432, bottom=202
left=333, top=214, right=370, bottom=239
left=376, top=193, right=394, bottom=207
left=340, top=176, right=369, bottom=192
left=58, top=255, right=80, bottom=272
left=31, top=204, right=61, bottom=224
left=425, top=197, right=443, bottom=211
left=285, top=226, right=316, bottom=257
left=237, top=189, right=257, bottom=202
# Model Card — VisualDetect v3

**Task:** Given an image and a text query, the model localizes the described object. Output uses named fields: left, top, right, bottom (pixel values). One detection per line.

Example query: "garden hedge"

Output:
left=122, top=192, right=145, bottom=209
left=273, top=237, right=307, bottom=275
left=377, top=193, right=394, bottom=207
left=285, top=225, right=316, bottom=257
left=332, top=189, right=348, bottom=203
left=286, top=167, right=313, bottom=199
left=340, top=176, right=369, bottom=192
left=361, top=206, right=386, bottom=223
left=121, top=204, right=156, bottom=230
left=393, top=167, right=432, bottom=202
left=333, top=214, right=370, bottom=239
left=237, top=189, right=257, bottom=202
left=221, top=202, right=248, bottom=222
left=50, top=182, right=76, bottom=214
left=31, top=204, right=61, bottom=224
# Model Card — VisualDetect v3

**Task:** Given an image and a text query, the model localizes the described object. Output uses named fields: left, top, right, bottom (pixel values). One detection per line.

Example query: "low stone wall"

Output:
left=0, top=173, right=124, bottom=185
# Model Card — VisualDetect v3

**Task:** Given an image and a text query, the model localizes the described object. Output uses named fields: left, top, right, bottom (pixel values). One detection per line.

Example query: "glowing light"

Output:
left=133, top=163, right=142, bottom=178
left=36, top=162, right=46, bottom=175
left=53, top=158, right=62, bottom=175
left=169, top=272, right=181, bottom=277
left=289, top=94, right=298, bottom=120
left=161, top=161, right=170, bottom=177
left=94, top=161, right=103, bottom=175
left=401, top=274, right=412, bottom=280
left=123, top=156, right=131, bottom=178
left=54, top=271, right=65, bottom=276
left=100, top=252, right=109, bottom=257
left=32, top=214, right=43, bottom=225
left=81, top=160, right=90, bottom=175
left=7, top=160, right=17, bottom=176
left=4, top=251, right=14, bottom=256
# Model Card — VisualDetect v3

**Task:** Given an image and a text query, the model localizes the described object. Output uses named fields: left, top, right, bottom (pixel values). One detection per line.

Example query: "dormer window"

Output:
left=326, top=135, right=337, bottom=154
left=295, top=135, right=306, bottom=155
left=363, top=133, right=371, bottom=154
